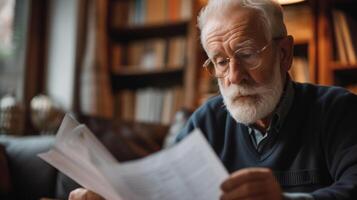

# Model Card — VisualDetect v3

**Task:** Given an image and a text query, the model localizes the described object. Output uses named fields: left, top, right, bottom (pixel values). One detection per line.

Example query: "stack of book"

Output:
left=125, top=37, right=187, bottom=70
left=111, top=0, right=192, bottom=26
left=116, top=87, right=184, bottom=125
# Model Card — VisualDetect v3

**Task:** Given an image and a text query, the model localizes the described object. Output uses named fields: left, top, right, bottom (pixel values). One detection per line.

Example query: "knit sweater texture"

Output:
left=177, top=82, right=357, bottom=199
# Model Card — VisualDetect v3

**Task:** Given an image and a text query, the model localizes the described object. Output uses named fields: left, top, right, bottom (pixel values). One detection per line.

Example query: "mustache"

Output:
left=220, top=83, right=274, bottom=99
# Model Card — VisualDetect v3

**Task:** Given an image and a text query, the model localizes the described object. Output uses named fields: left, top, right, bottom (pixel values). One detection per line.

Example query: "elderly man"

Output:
left=70, top=0, right=357, bottom=199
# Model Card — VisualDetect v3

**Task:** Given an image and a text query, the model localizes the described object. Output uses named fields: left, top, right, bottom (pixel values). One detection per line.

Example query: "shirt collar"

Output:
left=249, top=76, right=295, bottom=134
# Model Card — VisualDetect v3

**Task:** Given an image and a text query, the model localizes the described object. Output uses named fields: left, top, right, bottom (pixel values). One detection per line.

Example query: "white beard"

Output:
left=218, top=60, right=283, bottom=125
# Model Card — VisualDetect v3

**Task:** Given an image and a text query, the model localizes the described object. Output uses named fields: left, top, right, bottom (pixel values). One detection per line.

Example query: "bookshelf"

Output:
left=109, top=22, right=188, bottom=42
left=104, top=0, right=357, bottom=124
left=283, top=2, right=316, bottom=83
left=195, top=0, right=357, bottom=104
left=106, top=0, right=200, bottom=124
left=316, top=0, right=357, bottom=92
left=196, top=0, right=357, bottom=93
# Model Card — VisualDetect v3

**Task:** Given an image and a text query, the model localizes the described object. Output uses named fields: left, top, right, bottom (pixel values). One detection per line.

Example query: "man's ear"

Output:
left=278, top=35, right=294, bottom=72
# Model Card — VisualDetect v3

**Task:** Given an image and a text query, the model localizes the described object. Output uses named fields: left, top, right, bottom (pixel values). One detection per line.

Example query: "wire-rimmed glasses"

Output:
left=203, top=37, right=282, bottom=78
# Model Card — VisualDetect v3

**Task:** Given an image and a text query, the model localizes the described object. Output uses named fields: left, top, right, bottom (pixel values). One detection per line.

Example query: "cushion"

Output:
left=0, top=143, right=12, bottom=196
left=0, top=135, right=57, bottom=200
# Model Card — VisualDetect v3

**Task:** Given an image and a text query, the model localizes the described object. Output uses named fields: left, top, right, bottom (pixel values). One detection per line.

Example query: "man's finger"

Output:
left=68, top=188, right=104, bottom=200
left=86, top=190, right=105, bottom=200
left=69, top=188, right=87, bottom=200
left=221, top=168, right=273, bottom=191
left=220, top=179, right=268, bottom=200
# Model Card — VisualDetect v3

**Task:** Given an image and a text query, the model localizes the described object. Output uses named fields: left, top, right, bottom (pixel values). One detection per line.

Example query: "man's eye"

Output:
left=240, top=53, right=253, bottom=58
left=215, top=58, right=229, bottom=67
left=237, top=51, right=257, bottom=62
left=236, top=50, right=253, bottom=57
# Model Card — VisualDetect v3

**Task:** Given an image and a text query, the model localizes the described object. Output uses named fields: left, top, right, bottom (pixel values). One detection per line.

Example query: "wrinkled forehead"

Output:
left=201, top=7, right=267, bottom=51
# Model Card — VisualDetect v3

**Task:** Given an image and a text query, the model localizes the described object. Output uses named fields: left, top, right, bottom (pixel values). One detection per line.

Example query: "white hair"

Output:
left=198, top=0, right=287, bottom=48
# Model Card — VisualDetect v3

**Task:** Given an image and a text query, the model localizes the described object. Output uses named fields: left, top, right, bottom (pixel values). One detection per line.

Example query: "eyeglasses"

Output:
left=203, top=37, right=282, bottom=78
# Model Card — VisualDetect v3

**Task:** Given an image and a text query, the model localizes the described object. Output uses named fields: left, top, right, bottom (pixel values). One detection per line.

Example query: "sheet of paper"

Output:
left=39, top=114, right=229, bottom=200
left=94, top=129, right=229, bottom=200
left=38, top=114, right=122, bottom=200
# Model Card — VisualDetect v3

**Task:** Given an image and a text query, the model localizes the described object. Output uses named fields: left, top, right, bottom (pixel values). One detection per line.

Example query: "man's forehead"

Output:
left=202, top=9, right=265, bottom=53
left=203, top=8, right=264, bottom=39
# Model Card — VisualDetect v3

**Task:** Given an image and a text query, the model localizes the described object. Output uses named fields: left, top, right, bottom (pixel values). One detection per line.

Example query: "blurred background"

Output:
left=0, top=0, right=356, bottom=135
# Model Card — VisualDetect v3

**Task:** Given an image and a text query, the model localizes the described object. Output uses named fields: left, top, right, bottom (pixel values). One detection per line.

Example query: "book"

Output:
left=146, top=0, right=166, bottom=25
left=120, top=90, right=136, bottom=121
left=167, top=37, right=186, bottom=68
left=38, top=114, right=228, bottom=200
left=334, top=10, right=356, bottom=63
left=333, top=10, right=349, bottom=64
left=161, top=89, right=174, bottom=125
left=128, top=39, right=166, bottom=70
left=290, top=56, right=310, bottom=83
left=126, top=0, right=192, bottom=25
left=344, top=10, right=357, bottom=64
left=181, top=0, right=192, bottom=20
left=168, top=0, right=181, bottom=22
left=110, top=1, right=129, bottom=27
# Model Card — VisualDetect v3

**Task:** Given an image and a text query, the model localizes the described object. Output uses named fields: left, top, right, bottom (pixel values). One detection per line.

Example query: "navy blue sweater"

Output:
left=177, top=82, right=357, bottom=199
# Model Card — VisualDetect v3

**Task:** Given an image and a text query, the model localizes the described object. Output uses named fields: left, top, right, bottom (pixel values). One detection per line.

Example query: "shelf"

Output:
left=332, top=0, right=356, bottom=6
left=333, top=67, right=357, bottom=86
left=109, top=21, right=189, bottom=43
left=113, top=66, right=185, bottom=75
left=330, top=62, right=357, bottom=70
left=111, top=67, right=184, bottom=90
left=293, top=38, right=311, bottom=45
left=331, top=0, right=357, bottom=12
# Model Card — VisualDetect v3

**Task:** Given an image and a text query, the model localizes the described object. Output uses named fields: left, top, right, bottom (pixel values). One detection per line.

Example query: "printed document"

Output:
left=39, top=114, right=228, bottom=200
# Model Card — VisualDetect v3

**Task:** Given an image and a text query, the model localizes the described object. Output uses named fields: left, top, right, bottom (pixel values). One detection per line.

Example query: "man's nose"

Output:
left=227, top=59, right=246, bottom=84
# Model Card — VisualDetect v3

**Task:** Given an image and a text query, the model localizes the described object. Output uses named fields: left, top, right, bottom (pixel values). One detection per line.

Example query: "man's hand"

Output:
left=68, top=188, right=104, bottom=200
left=220, top=168, right=282, bottom=200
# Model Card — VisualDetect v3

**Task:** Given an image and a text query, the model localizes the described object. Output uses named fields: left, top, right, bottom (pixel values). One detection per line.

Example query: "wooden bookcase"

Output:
left=284, top=2, right=316, bottom=84
left=105, top=0, right=201, bottom=124
left=104, top=0, right=357, bottom=124
left=196, top=0, right=357, bottom=95
left=315, top=0, right=357, bottom=92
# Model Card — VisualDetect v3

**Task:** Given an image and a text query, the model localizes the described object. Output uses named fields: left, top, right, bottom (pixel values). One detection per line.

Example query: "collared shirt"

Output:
left=247, top=79, right=314, bottom=200
left=248, top=78, right=294, bottom=153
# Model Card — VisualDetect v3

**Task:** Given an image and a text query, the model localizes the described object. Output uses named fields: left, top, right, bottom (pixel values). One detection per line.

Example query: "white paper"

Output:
left=96, top=129, right=229, bottom=200
left=39, top=114, right=121, bottom=200
left=39, top=114, right=229, bottom=200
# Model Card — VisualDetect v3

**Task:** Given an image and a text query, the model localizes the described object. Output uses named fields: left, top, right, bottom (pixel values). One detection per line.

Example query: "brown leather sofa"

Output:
left=0, top=116, right=172, bottom=200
